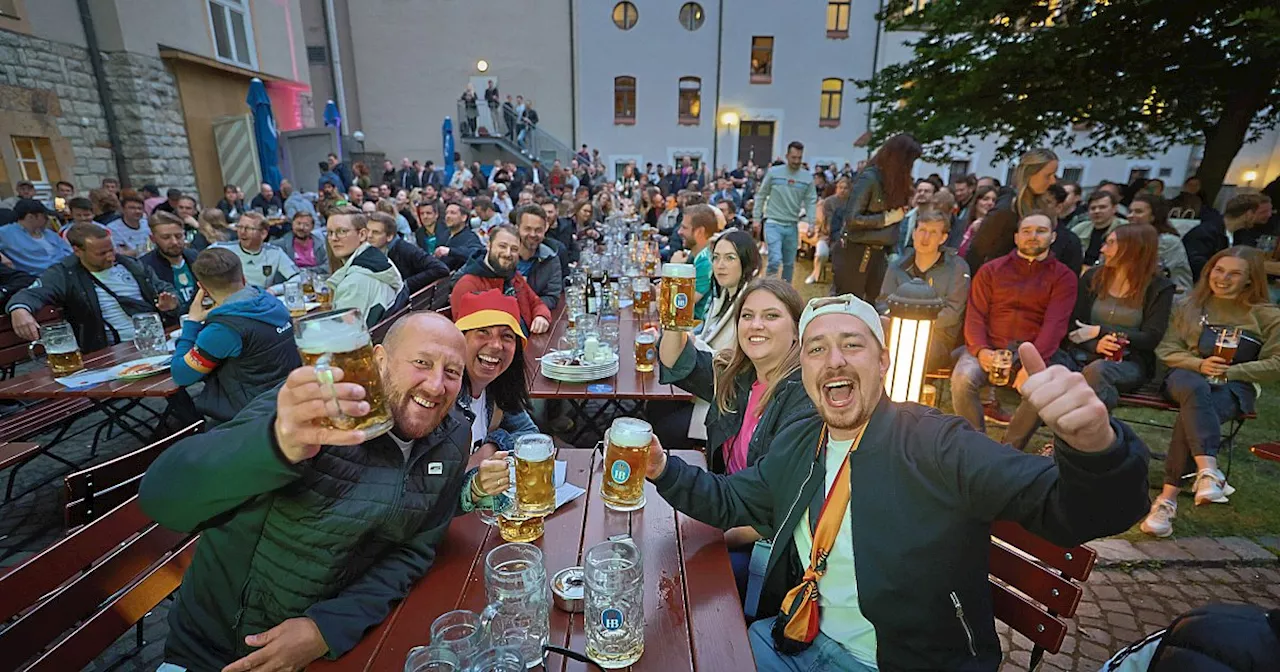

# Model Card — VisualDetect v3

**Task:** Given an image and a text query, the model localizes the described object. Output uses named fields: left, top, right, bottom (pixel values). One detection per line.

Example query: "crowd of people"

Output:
left=1, top=130, right=1278, bottom=671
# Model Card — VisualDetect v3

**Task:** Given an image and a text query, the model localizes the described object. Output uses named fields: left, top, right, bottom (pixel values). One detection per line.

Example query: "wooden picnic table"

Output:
left=312, top=448, right=754, bottom=672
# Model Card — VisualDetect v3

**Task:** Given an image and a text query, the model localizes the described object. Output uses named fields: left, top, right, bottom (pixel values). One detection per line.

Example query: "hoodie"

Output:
left=330, top=242, right=406, bottom=327
left=172, top=286, right=302, bottom=422
left=450, top=250, right=551, bottom=328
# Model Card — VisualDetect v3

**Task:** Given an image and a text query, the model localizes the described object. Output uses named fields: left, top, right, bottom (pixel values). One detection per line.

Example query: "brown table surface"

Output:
left=0, top=342, right=178, bottom=400
left=312, top=448, right=753, bottom=672
left=524, top=304, right=692, bottom=402
left=1266, top=260, right=1280, bottom=278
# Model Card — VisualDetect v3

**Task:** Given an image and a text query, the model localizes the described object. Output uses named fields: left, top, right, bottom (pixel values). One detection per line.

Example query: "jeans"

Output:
left=1005, top=358, right=1146, bottom=450
left=950, top=352, right=990, bottom=431
left=764, top=220, right=800, bottom=281
left=1161, top=369, right=1255, bottom=486
left=748, top=618, right=879, bottom=672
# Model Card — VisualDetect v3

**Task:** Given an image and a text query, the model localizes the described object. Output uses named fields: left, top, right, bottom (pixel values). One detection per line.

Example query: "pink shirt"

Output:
left=724, top=380, right=765, bottom=474
left=293, top=237, right=316, bottom=267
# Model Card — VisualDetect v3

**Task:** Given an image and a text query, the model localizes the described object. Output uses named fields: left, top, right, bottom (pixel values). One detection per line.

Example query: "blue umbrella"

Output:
left=442, top=116, right=455, bottom=186
left=247, top=78, right=282, bottom=190
left=324, top=99, right=342, bottom=160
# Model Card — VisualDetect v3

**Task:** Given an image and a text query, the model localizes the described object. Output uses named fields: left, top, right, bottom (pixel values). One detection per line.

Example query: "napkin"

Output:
left=553, top=459, right=586, bottom=510
left=54, top=368, right=118, bottom=389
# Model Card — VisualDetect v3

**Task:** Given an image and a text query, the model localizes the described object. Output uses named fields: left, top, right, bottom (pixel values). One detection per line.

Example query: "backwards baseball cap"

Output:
left=13, top=198, right=51, bottom=219
left=452, top=289, right=527, bottom=342
left=798, top=294, right=886, bottom=347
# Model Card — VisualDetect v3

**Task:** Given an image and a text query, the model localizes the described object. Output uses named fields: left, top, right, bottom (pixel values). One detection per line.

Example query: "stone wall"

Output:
left=100, top=51, right=196, bottom=195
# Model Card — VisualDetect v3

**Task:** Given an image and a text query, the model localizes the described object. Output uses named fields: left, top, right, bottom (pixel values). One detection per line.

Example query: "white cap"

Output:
left=798, top=294, right=886, bottom=347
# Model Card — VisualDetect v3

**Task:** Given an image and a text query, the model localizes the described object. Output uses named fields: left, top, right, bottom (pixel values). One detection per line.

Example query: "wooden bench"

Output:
left=990, top=521, right=1097, bottom=671
left=1251, top=442, right=1280, bottom=463
left=0, top=495, right=197, bottom=672
left=64, top=421, right=203, bottom=529
left=0, top=306, right=62, bottom=380
left=370, top=278, right=450, bottom=343
left=0, top=399, right=96, bottom=502
left=409, top=277, right=446, bottom=311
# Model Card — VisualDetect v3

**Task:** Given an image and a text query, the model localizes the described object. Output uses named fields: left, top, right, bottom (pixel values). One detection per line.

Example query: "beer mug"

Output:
left=131, top=312, right=166, bottom=357
left=584, top=537, right=645, bottom=668
left=32, top=322, right=84, bottom=377
left=631, top=278, right=651, bottom=317
left=497, top=514, right=544, bottom=543
left=659, top=264, right=696, bottom=331
left=480, top=543, right=550, bottom=669
left=300, top=271, right=317, bottom=301
left=283, top=281, right=307, bottom=319
left=405, top=645, right=460, bottom=672
left=427, top=610, right=488, bottom=668
left=514, top=434, right=555, bottom=517
left=634, top=330, right=656, bottom=373
left=987, top=349, right=1013, bottom=387
left=294, top=308, right=394, bottom=438
left=598, top=418, right=652, bottom=511
left=314, top=276, right=334, bottom=310
left=1209, top=326, right=1241, bottom=384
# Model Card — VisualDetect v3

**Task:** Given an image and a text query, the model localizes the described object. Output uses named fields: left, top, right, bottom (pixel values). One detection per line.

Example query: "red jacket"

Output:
left=451, top=267, right=552, bottom=328
left=964, top=249, right=1077, bottom=359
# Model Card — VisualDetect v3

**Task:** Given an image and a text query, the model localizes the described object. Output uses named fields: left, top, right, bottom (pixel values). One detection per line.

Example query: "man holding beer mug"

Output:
left=642, top=294, right=1150, bottom=671
left=139, top=311, right=512, bottom=671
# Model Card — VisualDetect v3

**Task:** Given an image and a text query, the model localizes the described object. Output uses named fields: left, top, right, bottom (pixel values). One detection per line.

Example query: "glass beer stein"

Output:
left=598, top=418, right=653, bottom=511
left=659, top=264, right=696, bottom=331
left=497, top=514, right=544, bottom=543
left=987, top=349, right=1013, bottom=387
left=514, top=434, right=555, bottom=517
left=480, top=543, right=550, bottom=669
left=294, top=308, right=394, bottom=438
left=633, top=330, right=656, bottom=373
left=584, top=537, right=645, bottom=668
left=283, top=281, right=307, bottom=319
left=32, top=321, right=84, bottom=376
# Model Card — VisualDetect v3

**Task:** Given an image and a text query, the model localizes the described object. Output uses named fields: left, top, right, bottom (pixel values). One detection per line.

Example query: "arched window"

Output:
left=678, top=3, right=705, bottom=31
left=614, top=76, right=636, bottom=124
left=820, top=78, right=843, bottom=127
left=612, top=2, right=639, bottom=30
left=678, top=77, right=701, bottom=124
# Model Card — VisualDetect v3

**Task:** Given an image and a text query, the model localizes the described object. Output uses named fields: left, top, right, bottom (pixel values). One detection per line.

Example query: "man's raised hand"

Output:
left=1016, top=342, right=1115, bottom=453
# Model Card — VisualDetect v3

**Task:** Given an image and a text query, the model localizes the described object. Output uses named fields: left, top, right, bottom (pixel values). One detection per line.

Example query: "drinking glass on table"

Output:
left=1208, top=327, right=1241, bottom=384
left=131, top=313, right=167, bottom=356
left=283, top=281, right=307, bottom=318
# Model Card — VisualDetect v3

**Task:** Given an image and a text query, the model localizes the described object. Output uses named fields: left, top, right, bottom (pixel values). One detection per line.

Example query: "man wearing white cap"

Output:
left=644, top=294, right=1150, bottom=671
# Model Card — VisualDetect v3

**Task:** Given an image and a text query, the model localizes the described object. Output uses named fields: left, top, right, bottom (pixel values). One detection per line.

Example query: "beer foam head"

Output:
left=609, top=417, right=652, bottom=447
left=662, top=263, right=695, bottom=279
left=515, top=433, right=554, bottom=460
left=296, top=315, right=369, bottom=354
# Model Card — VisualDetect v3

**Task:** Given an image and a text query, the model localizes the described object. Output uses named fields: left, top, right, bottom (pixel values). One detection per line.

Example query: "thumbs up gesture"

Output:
left=1016, top=342, right=1116, bottom=453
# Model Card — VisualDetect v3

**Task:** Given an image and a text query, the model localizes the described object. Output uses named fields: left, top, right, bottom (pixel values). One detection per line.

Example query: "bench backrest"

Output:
left=409, top=277, right=446, bottom=311
left=0, top=306, right=62, bottom=374
left=370, top=278, right=449, bottom=343
left=989, top=521, right=1096, bottom=656
left=0, top=496, right=197, bottom=672
left=63, top=421, right=203, bottom=529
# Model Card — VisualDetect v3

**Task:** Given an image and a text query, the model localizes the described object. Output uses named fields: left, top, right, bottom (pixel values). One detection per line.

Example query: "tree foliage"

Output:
left=859, top=0, right=1280, bottom=199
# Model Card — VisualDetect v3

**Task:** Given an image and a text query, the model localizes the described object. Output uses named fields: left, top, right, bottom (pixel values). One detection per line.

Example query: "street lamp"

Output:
left=477, top=59, right=489, bottom=73
left=1243, top=169, right=1259, bottom=184
left=884, top=278, right=944, bottom=404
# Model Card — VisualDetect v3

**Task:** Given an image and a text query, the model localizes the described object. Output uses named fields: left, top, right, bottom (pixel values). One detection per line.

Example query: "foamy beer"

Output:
left=632, top=278, right=652, bottom=317
left=498, top=513, right=544, bottom=543
left=294, top=308, right=394, bottom=438
left=33, top=322, right=84, bottom=376
left=634, top=330, right=656, bottom=373
left=659, top=264, right=696, bottom=331
left=515, top=434, right=555, bottom=517
left=599, top=417, right=653, bottom=511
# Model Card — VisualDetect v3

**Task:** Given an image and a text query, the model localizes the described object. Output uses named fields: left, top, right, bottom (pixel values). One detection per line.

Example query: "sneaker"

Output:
left=804, top=275, right=817, bottom=285
left=983, top=401, right=1011, bottom=427
left=1140, top=499, right=1176, bottom=537
left=1193, top=468, right=1230, bottom=505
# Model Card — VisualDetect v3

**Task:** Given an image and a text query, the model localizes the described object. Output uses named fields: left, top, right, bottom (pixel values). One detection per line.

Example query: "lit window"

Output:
left=903, top=0, right=933, bottom=14
left=678, top=77, right=701, bottom=125
left=12, top=136, right=50, bottom=184
left=948, top=160, right=970, bottom=185
left=678, top=3, right=704, bottom=31
left=750, top=37, right=773, bottom=84
left=820, top=78, right=843, bottom=127
left=826, top=1, right=850, bottom=36
left=612, top=2, right=639, bottom=30
left=1062, top=166, right=1084, bottom=184
left=208, top=0, right=256, bottom=68
left=614, top=76, right=636, bottom=124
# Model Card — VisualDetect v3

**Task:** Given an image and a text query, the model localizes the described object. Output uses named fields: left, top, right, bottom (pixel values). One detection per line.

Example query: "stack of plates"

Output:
left=541, top=350, right=619, bottom=382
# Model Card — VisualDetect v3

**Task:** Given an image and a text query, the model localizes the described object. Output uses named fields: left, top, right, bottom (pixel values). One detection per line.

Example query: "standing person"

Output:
left=965, top=148, right=1059, bottom=272
left=366, top=212, right=448, bottom=294
left=670, top=204, right=719, bottom=321
left=956, top=185, right=998, bottom=258
left=460, top=84, right=478, bottom=136
left=952, top=174, right=977, bottom=224
left=895, top=179, right=938, bottom=257
left=278, top=212, right=327, bottom=271
left=1072, top=191, right=1127, bottom=267
left=751, top=142, right=819, bottom=282
left=433, top=202, right=483, bottom=271
left=1006, top=224, right=1174, bottom=451
left=1128, top=193, right=1193, bottom=293
left=108, top=192, right=151, bottom=257
left=833, top=133, right=921, bottom=300
left=1045, top=184, right=1085, bottom=275
left=327, top=153, right=354, bottom=193
left=484, top=80, right=500, bottom=124
left=0, top=199, right=73, bottom=276
left=215, top=213, right=298, bottom=288
left=324, top=208, right=405, bottom=327
left=140, top=212, right=200, bottom=313
left=502, top=95, right=518, bottom=140
left=519, top=100, right=540, bottom=147
left=1144, top=247, right=1280, bottom=537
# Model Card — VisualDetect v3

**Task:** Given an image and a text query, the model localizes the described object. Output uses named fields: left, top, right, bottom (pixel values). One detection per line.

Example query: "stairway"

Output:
left=455, top=101, right=573, bottom=168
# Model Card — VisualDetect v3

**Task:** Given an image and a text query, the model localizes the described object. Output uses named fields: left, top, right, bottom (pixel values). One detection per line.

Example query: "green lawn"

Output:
left=792, top=258, right=1280, bottom=542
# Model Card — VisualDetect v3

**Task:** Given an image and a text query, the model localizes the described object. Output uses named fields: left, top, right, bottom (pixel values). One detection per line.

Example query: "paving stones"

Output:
left=1217, top=536, right=1278, bottom=562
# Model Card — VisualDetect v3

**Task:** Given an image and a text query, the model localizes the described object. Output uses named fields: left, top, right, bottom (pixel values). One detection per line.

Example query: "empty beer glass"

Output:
left=514, top=434, right=555, bottom=517
left=404, top=645, right=460, bottom=672
left=429, top=610, right=488, bottom=667
left=598, top=418, right=652, bottom=511
left=659, top=264, right=696, bottom=331
left=283, top=281, right=307, bottom=318
left=32, top=322, right=84, bottom=376
left=584, top=537, right=645, bottom=668
left=294, top=308, right=394, bottom=438
left=480, top=543, right=550, bottom=669
left=131, top=313, right=166, bottom=357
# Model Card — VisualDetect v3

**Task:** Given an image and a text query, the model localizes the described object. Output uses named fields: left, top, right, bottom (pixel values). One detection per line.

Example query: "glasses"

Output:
left=236, top=225, right=264, bottom=233
left=328, top=227, right=357, bottom=238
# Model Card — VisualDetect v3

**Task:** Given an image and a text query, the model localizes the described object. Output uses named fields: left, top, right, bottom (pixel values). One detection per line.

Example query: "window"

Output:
left=750, top=37, right=773, bottom=83
left=1062, top=166, right=1084, bottom=184
left=207, top=0, right=256, bottom=68
left=678, top=2, right=704, bottom=31
left=1005, top=163, right=1018, bottom=187
left=614, top=76, right=636, bottom=124
left=1128, top=167, right=1153, bottom=183
left=903, top=0, right=934, bottom=14
left=948, top=160, right=971, bottom=185
left=826, top=1, right=850, bottom=37
left=819, top=78, right=843, bottom=127
left=674, top=155, right=702, bottom=171
left=612, top=2, right=639, bottom=30
left=306, top=45, right=327, bottom=64
left=12, top=136, right=50, bottom=184
left=678, top=77, right=701, bottom=125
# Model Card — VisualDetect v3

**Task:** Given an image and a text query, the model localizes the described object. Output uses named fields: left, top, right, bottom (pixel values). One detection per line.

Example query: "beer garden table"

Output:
left=311, top=448, right=756, bottom=672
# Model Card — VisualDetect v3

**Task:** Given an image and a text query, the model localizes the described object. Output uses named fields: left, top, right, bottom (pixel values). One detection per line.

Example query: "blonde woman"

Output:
left=964, top=148, right=1059, bottom=271
left=192, top=207, right=235, bottom=250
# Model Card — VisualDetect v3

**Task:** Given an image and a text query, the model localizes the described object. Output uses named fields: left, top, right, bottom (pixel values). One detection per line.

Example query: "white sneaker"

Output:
left=1140, top=499, right=1176, bottom=537
left=1193, top=468, right=1230, bottom=505
left=804, top=276, right=817, bottom=285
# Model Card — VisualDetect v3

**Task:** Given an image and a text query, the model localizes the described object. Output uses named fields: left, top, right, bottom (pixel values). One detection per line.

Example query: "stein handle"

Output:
left=313, top=355, right=349, bottom=425
left=592, top=440, right=605, bottom=458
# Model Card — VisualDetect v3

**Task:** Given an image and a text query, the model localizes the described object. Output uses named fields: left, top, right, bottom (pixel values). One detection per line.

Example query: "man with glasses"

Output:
left=214, top=212, right=299, bottom=289
left=326, top=207, right=406, bottom=327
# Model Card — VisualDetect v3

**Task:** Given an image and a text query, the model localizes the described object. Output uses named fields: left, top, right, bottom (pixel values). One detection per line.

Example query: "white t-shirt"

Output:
left=107, top=219, right=151, bottom=254
left=214, top=242, right=299, bottom=288
left=469, top=390, right=488, bottom=453
left=387, top=430, right=414, bottom=462
left=90, top=264, right=145, bottom=341
left=792, top=436, right=879, bottom=666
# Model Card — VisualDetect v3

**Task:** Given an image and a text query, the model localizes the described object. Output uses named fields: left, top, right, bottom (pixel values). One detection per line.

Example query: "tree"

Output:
left=859, top=0, right=1280, bottom=203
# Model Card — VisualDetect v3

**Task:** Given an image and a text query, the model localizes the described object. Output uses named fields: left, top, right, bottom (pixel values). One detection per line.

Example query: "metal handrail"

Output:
left=456, top=99, right=572, bottom=167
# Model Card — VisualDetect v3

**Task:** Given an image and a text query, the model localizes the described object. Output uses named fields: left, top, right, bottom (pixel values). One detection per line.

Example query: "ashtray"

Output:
left=551, top=566, right=585, bottom=613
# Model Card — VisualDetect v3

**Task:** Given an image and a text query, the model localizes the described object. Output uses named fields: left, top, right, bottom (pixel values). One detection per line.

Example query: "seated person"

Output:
left=7, top=223, right=177, bottom=350
left=1072, top=190, right=1127, bottom=268
left=0, top=199, right=72, bottom=276
left=1128, top=193, right=1193, bottom=293
left=451, top=225, right=551, bottom=334
left=433, top=202, right=483, bottom=270
left=1006, top=224, right=1175, bottom=451
left=277, top=211, right=328, bottom=270
left=1183, top=192, right=1266, bottom=282
left=415, top=201, right=443, bottom=255
left=952, top=212, right=1076, bottom=432
left=1145, top=247, right=1280, bottom=537
left=697, top=229, right=762, bottom=354
left=140, top=212, right=200, bottom=313
left=215, top=212, right=299, bottom=288
left=452, top=289, right=540, bottom=457
left=139, top=312, right=510, bottom=670
left=0, top=263, right=34, bottom=311
left=249, top=182, right=284, bottom=215
left=875, top=209, right=969, bottom=372
left=324, top=207, right=405, bottom=327
left=107, top=192, right=151, bottom=257
left=646, top=293, right=1149, bottom=671
left=511, top=205, right=563, bottom=310
left=1044, top=183, right=1084, bottom=274
left=669, top=204, right=718, bottom=321
left=170, top=247, right=301, bottom=424
left=366, top=212, right=448, bottom=293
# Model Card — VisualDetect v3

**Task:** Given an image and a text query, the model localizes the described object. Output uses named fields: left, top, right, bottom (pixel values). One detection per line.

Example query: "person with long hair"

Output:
left=1129, top=192, right=1193, bottom=292
left=1143, top=247, right=1280, bottom=536
left=352, top=161, right=372, bottom=190
left=956, top=185, right=999, bottom=258
left=1005, top=224, right=1175, bottom=451
left=641, top=186, right=665, bottom=227
left=802, top=192, right=832, bottom=285
left=964, top=148, right=1059, bottom=271
left=192, top=207, right=235, bottom=250
left=834, top=133, right=922, bottom=300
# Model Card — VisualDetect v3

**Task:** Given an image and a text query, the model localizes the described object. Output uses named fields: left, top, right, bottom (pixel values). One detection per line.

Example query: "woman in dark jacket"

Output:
left=833, top=133, right=920, bottom=301
left=965, top=148, right=1059, bottom=272
left=1005, top=224, right=1174, bottom=450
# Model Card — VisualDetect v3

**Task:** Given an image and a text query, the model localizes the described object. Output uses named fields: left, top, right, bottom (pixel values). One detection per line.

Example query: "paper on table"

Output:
left=54, top=368, right=119, bottom=389
left=553, top=459, right=586, bottom=510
